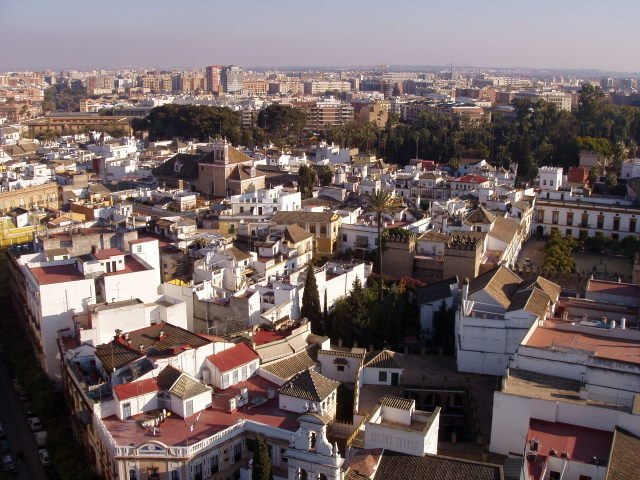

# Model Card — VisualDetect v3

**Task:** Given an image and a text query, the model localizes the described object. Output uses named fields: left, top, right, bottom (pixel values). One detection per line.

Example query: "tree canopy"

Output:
left=257, top=104, right=307, bottom=143
left=298, top=165, right=316, bottom=199
left=542, top=230, right=577, bottom=273
left=132, top=104, right=242, bottom=143
left=301, top=263, right=323, bottom=334
left=252, top=435, right=273, bottom=480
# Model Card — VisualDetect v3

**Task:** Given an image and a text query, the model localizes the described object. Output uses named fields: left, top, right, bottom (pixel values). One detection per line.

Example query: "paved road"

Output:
left=0, top=357, right=47, bottom=480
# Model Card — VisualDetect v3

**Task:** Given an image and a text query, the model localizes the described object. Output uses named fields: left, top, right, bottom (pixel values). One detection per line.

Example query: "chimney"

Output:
left=159, top=330, right=165, bottom=340
left=621, top=317, right=626, bottom=330
left=139, top=344, right=144, bottom=352
left=462, top=277, right=470, bottom=301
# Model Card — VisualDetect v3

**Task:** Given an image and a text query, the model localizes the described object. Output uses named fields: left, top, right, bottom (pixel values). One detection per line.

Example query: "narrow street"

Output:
left=0, top=356, right=47, bottom=480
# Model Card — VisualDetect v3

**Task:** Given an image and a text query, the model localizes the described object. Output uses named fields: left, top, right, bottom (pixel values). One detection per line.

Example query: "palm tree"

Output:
left=367, top=188, right=396, bottom=301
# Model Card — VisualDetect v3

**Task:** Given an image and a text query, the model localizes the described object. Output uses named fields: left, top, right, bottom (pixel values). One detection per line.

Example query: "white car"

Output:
left=28, top=416, right=43, bottom=432
left=38, top=448, right=50, bottom=466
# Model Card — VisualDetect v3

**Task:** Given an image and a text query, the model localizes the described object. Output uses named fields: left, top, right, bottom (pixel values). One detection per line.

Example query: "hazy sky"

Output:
left=1, top=0, right=638, bottom=72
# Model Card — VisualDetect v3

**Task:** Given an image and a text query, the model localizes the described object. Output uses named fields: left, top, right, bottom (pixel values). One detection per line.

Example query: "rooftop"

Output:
left=102, top=376, right=298, bottom=448
left=373, top=450, right=503, bottom=480
left=586, top=278, right=640, bottom=299
left=28, top=263, right=85, bottom=285
left=606, top=427, right=640, bottom=480
left=207, top=342, right=259, bottom=373
left=524, top=320, right=640, bottom=365
left=527, top=418, right=612, bottom=464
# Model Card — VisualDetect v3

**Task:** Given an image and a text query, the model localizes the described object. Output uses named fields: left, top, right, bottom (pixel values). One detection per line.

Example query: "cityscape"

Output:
left=1, top=2, right=640, bottom=480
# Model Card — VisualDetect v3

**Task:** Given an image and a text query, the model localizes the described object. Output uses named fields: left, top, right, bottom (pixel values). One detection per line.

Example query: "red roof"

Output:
left=526, top=419, right=613, bottom=480
left=207, top=343, right=259, bottom=372
left=455, top=174, right=488, bottom=183
left=29, top=263, right=85, bottom=285
left=94, top=248, right=125, bottom=260
left=128, top=237, right=159, bottom=245
left=253, top=330, right=287, bottom=346
left=113, top=377, right=159, bottom=401
left=587, top=279, right=640, bottom=298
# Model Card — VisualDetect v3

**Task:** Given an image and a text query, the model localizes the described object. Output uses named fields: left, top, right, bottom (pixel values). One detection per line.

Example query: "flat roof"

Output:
left=527, top=418, right=612, bottom=464
left=29, top=263, right=85, bottom=285
left=525, top=320, right=640, bottom=365
left=587, top=278, right=640, bottom=298
left=101, top=376, right=299, bottom=447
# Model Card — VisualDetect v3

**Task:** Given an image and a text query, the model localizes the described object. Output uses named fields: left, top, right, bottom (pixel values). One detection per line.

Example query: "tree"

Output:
left=257, top=104, right=306, bottom=142
left=316, top=165, right=333, bottom=186
left=348, top=276, right=370, bottom=343
left=542, top=230, right=576, bottom=273
left=252, top=435, right=273, bottom=480
left=367, top=189, right=396, bottom=301
left=301, top=263, right=323, bottom=334
left=298, top=165, right=316, bottom=199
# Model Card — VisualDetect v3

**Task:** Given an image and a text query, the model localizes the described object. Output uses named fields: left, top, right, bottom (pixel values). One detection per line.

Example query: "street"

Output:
left=0, top=357, right=47, bottom=480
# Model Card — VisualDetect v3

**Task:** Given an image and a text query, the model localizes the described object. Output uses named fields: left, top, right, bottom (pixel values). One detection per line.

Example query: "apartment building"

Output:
left=271, top=210, right=342, bottom=255
left=294, top=98, right=354, bottom=131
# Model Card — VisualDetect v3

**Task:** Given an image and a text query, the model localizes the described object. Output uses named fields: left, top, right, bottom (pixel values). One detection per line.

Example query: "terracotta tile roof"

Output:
left=225, top=246, right=252, bottom=262
left=454, top=174, right=489, bottom=183
left=379, top=396, right=414, bottom=411
left=157, top=365, right=182, bottom=390
left=272, top=210, right=338, bottom=225
left=606, top=427, right=640, bottom=480
left=113, top=377, right=159, bottom=401
left=279, top=369, right=339, bottom=402
left=284, top=224, right=314, bottom=244
left=207, top=343, right=259, bottom=373
left=464, top=206, right=496, bottom=225
left=507, top=287, right=550, bottom=318
left=489, top=216, right=519, bottom=243
left=95, top=341, right=142, bottom=372
left=526, top=276, right=561, bottom=303
left=253, top=330, right=287, bottom=346
left=103, top=322, right=210, bottom=363
left=169, top=373, right=211, bottom=400
left=363, top=350, right=402, bottom=369
left=374, top=450, right=503, bottom=480
left=418, top=230, right=449, bottom=242
left=261, top=346, right=318, bottom=381
left=468, top=266, right=523, bottom=309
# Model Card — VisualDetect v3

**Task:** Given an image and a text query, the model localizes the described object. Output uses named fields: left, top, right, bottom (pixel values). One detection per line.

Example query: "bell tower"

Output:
left=286, top=412, right=343, bottom=480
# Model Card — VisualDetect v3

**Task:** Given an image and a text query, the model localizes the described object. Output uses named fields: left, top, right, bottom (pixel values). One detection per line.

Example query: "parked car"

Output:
left=34, top=430, right=47, bottom=448
left=1, top=454, right=14, bottom=472
left=38, top=448, right=50, bottom=466
left=27, top=416, right=43, bottom=432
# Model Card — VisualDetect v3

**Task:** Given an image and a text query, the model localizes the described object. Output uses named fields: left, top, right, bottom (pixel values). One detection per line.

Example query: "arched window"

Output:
left=309, top=432, right=317, bottom=451
left=298, top=468, right=308, bottom=480
left=318, top=474, right=328, bottom=480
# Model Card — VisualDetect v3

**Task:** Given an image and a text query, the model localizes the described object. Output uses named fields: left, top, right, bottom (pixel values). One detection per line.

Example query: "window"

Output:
left=122, top=402, right=131, bottom=419
left=578, top=476, right=592, bottom=480
left=613, top=217, right=620, bottom=231
left=342, top=234, right=347, bottom=242
left=320, top=226, right=327, bottom=235
left=630, top=218, right=637, bottom=233
left=171, top=471, right=180, bottom=480
left=550, top=180, right=554, bottom=186
left=581, top=213, right=589, bottom=228
left=378, top=371, right=388, bottom=382
left=337, top=365, right=345, bottom=372
left=597, top=214, right=604, bottom=230
left=551, top=211, right=559, bottom=225
left=549, top=472, right=561, bottom=480
left=129, top=470, right=137, bottom=480
left=566, top=212, right=574, bottom=226
left=233, top=443, right=242, bottom=462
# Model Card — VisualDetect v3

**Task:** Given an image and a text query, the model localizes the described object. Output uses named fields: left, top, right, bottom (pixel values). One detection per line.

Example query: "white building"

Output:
left=456, top=266, right=560, bottom=376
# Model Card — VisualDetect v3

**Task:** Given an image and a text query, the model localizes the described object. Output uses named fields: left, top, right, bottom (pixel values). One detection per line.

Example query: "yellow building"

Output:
left=0, top=183, right=59, bottom=212
left=271, top=210, right=341, bottom=255
left=26, top=114, right=132, bottom=136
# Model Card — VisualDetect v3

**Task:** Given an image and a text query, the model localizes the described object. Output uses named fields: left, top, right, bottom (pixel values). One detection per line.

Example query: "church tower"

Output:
left=286, top=411, right=344, bottom=480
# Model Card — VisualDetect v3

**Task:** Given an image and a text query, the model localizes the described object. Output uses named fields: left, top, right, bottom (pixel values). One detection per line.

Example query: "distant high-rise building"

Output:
left=221, top=65, right=243, bottom=94
left=205, top=65, right=222, bottom=94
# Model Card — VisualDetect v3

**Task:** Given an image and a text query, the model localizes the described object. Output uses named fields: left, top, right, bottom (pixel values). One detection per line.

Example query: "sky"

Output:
left=1, top=0, right=639, bottom=73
